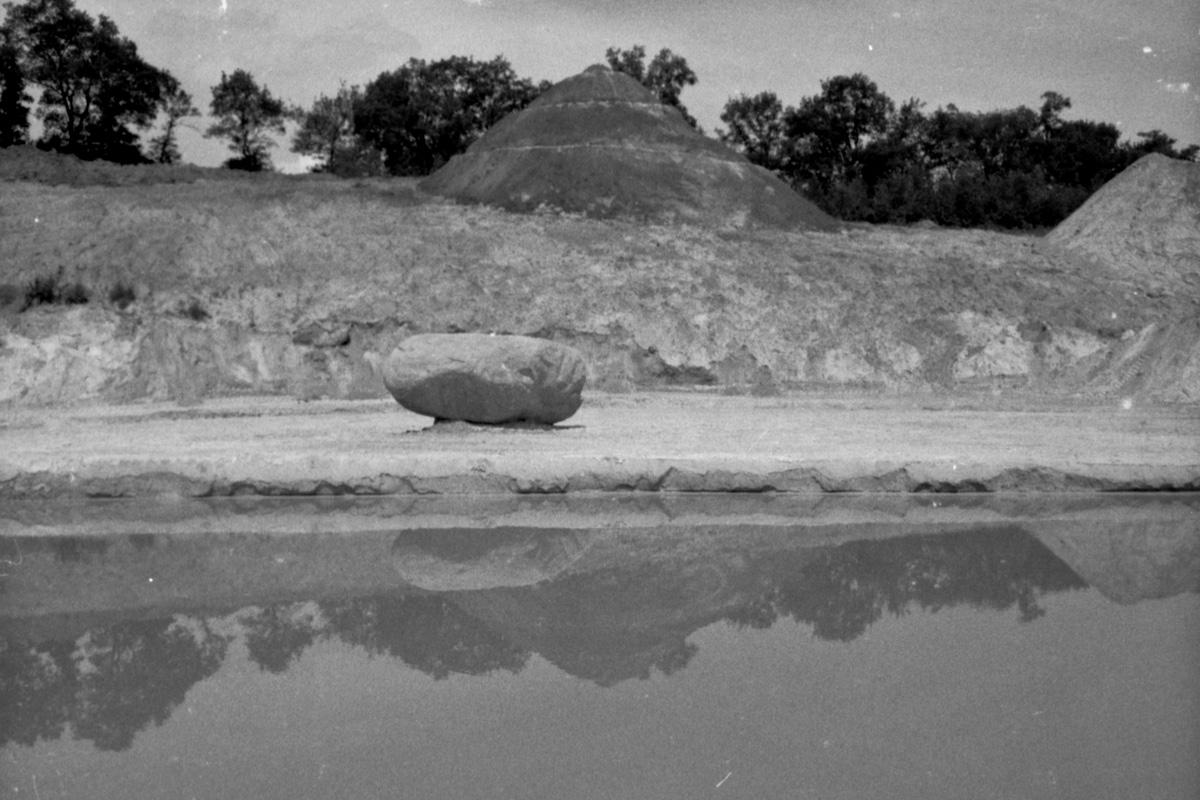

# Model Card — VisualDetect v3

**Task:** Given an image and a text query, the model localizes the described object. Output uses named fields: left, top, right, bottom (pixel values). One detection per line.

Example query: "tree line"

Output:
left=287, top=45, right=694, bottom=177
left=0, top=0, right=193, bottom=162
left=0, top=2, right=691, bottom=173
left=719, top=74, right=1197, bottom=228
left=2, top=0, right=1195, bottom=228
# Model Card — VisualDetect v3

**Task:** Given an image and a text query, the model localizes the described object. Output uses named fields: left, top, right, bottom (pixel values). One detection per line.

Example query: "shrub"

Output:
left=22, top=272, right=62, bottom=309
left=108, top=281, right=137, bottom=310
left=0, top=282, right=23, bottom=308
left=180, top=298, right=210, bottom=321
left=61, top=281, right=89, bottom=304
left=20, top=271, right=93, bottom=310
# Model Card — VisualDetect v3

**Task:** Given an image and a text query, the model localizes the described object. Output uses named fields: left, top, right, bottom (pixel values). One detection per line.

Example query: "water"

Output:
left=2, top=495, right=1198, bottom=799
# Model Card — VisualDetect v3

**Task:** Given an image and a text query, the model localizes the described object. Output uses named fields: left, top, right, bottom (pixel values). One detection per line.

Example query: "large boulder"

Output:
left=382, top=333, right=586, bottom=424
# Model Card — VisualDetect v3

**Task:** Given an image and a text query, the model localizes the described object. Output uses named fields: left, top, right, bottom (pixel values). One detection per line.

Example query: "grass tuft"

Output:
left=108, top=281, right=137, bottom=310
left=0, top=283, right=19, bottom=308
left=22, top=273, right=61, bottom=308
left=61, top=281, right=89, bottom=304
left=179, top=298, right=210, bottom=321
left=20, top=270, right=90, bottom=310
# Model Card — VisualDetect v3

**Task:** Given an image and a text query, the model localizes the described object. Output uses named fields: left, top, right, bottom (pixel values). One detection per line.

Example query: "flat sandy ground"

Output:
left=2, top=391, right=1198, bottom=499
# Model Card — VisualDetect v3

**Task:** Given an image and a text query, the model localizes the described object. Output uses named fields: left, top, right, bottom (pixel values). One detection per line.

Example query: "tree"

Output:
left=291, top=82, right=382, bottom=176
left=356, top=55, right=544, bottom=176
left=605, top=44, right=698, bottom=128
left=144, top=74, right=196, bottom=164
left=205, top=68, right=288, bottom=171
left=783, top=73, right=895, bottom=189
left=721, top=72, right=1198, bottom=228
left=1040, top=116, right=1124, bottom=189
left=0, top=36, right=28, bottom=145
left=2, top=0, right=170, bottom=162
left=718, top=91, right=789, bottom=172
left=1128, top=129, right=1199, bottom=161
left=1038, top=91, right=1070, bottom=131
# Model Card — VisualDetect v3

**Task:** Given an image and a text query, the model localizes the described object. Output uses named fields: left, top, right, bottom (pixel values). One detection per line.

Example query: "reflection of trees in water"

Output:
left=1, top=526, right=1086, bottom=751
left=243, top=605, right=320, bottom=674
left=0, top=617, right=228, bottom=752
left=0, top=595, right=527, bottom=752
left=727, top=527, right=1087, bottom=641
left=448, top=563, right=716, bottom=687
left=323, top=595, right=529, bottom=680
left=242, top=595, right=529, bottom=679
left=71, top=619, right=228, bottom=751
left=0, top=639, right=76, bottom=747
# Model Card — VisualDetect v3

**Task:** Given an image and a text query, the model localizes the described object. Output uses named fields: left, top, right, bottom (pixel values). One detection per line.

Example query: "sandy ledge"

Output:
left=1, top=392, right=1198, bottom=500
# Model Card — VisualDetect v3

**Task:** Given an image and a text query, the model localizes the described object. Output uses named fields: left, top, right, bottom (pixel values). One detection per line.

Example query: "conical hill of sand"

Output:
left=420, top=64, right=836, bottom=230
left=1046, top=153, right=1200, bottom=287
left=1046, top=153, right=1200, bottom=401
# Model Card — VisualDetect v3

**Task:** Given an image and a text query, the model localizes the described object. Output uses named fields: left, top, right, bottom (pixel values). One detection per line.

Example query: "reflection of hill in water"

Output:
left=440, top=526, right=1087, bottom=685
left=762, top=526, right=1086, bottom=639
left=1032, top=521, right=1200, bottom=604
left=448, top=559, right=747, bottom=687
left=2, top=519, right=1197, bottom=752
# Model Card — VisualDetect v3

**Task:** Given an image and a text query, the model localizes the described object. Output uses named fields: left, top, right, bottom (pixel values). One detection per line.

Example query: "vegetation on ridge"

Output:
left=1, top=0, right=1196, bottom=228
left=204, top=68, right=289, bottom=172
left=719, top=75, right=1198, bottom=228
left=0, top=0, right=183, bottom=164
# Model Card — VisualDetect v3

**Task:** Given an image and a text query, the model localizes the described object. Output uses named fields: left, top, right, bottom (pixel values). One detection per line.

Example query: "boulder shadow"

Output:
left=397, top=418, right=585, bottom=434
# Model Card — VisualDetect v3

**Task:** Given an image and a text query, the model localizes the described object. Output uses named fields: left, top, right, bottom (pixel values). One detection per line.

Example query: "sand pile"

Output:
left=1044, top=154, right=1200, bottom=402
left=420, top=65, right=836, bottom=230
left=3, top=146, right=1198, bottom=405
left=1046, top=153, right=1200, bottom=290
left=0, top=144, right=235, bottom=186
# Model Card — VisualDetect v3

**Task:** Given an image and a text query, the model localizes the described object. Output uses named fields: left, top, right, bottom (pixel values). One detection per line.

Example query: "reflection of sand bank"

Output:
left=448, top=560, right=753, bottom=687
left=4, top=496, right=1197, bottom=624
left=391, top=524, right=769, bottom=685
left=392, top=527, right=593, bottom=590
left=5, top=498, right=1198, bottom=701
left=1031, top=518, right=1200, bottom=604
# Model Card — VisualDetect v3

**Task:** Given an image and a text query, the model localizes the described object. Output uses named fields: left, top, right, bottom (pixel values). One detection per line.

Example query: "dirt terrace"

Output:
left=1, top=392, right=1197, bottom=500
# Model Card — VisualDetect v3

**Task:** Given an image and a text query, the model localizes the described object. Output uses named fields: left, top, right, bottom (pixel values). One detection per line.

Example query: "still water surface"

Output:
left=2, top=496, right=1198, bottom=799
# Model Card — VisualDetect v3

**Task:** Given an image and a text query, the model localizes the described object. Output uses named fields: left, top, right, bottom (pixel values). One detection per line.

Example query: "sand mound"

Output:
left=420, top=65, right=836, bottom=230
left=3, top=154, right=1197, bottom=405
left=0, top=144, right=260, bottom=186
left=1046, top=153, right=1200, bottom=289
left=1041, top=154, right=1200, bottom=402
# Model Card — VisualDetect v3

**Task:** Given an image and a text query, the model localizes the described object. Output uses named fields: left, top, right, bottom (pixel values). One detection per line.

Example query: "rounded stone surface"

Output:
left=382, top=333, right=586, bottom=424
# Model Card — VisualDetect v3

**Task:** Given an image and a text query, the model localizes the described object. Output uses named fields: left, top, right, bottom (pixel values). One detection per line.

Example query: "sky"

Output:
left=76, top=0, right=1200, bottom=172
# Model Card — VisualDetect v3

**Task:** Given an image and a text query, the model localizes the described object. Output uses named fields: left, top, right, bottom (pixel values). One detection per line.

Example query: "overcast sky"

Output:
left=79, top=0, right=1200, bottom=171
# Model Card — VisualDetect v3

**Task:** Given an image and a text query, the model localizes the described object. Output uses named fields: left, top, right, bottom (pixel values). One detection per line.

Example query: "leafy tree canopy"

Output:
left=784, top=73, right=895, bottom=186
left=718, top=91, right=788, bottom=172
left=291, top=82, right=384, bottom=177
left=1, top=0, right=174, bottom=162
left=1128, top=128, right=1199, bottom=161
left=720, top=71, right=1198, bottom=229
left=204, top=68, right=289, bottom=171
left=0, top=34, right=28, bottom=145
left=144, top=73, right=197, bottom=164
left=605, top=44, right=698, bottom=128
left=355, top=55, right=545, bottom=176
